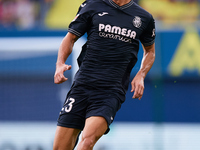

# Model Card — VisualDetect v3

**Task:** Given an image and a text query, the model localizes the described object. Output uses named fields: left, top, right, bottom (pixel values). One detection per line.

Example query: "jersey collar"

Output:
left=107, top=0, right=134, bottom=9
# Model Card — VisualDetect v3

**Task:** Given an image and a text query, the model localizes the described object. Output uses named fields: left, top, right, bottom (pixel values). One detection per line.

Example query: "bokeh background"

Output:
left=0, top=0, right=200, bottom=150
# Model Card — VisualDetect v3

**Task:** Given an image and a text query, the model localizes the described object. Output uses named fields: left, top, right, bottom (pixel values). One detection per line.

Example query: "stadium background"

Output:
left=0, top=0, right=200, bottom=150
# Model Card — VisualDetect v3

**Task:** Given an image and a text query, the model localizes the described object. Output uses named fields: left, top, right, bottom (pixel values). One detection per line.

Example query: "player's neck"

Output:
left=112, top=0, right=131, bottom=6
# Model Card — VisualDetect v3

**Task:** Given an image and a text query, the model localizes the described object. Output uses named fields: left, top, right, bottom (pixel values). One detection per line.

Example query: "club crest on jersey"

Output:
left=133, top=16, right=142, bottom=28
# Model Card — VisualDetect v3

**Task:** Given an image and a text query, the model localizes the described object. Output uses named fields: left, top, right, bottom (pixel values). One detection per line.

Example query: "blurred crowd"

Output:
left=0, top=0, right=199, bottom=31
left=0, top=0, right=53, bottom=30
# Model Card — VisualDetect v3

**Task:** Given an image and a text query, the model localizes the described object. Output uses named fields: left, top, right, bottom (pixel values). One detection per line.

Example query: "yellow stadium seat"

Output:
left=45, top=0, right=84, bottom=29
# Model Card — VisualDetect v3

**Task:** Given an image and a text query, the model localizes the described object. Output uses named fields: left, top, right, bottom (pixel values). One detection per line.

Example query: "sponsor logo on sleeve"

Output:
left=152, top=29, right=156, bottom=37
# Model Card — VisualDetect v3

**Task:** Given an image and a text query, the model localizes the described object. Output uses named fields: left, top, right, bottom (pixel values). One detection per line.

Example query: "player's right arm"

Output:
left=54, top=0, right=92, bottom=84
left=54, top=32, right=79, bottom=84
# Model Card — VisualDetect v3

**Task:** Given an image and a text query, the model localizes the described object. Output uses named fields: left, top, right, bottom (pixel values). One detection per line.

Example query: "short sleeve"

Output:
left=68, top=1, right=93, bottom=37
left=139, top=15, right=156, bottom=47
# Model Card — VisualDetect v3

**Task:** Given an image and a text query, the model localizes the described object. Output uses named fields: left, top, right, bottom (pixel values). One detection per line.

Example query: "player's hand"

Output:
left=54, top=64, right=71, bottom=84
left=131, top=72, right=144, bottom=100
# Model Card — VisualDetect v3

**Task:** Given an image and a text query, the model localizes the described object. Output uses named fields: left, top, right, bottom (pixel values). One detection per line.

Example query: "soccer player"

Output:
left=53, top=0, right=156, bottom=149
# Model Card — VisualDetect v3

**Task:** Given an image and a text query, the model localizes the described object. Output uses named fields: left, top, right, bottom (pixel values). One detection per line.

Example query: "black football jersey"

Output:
left=68, top=0, right=156, bottom=94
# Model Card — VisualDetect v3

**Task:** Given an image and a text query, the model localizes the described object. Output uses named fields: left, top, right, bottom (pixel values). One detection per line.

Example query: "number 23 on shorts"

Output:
left=64, top=97, right=75, bottom=112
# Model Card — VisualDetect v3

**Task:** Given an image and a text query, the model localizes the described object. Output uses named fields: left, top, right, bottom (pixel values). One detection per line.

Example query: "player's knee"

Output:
left=80, top=136, right=98, bottom=149
left=82, top=138, right=94, bottom=149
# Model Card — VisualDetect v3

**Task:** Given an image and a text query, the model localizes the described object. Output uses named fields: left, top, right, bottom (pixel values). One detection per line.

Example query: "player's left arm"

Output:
left=131, top=43, right=155, bottom=100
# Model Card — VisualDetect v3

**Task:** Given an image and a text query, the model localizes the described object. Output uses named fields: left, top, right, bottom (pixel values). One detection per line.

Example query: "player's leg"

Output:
left=77, top=116, right=108, bottom=150
left=53, top=82, right=88, bottom=150
left=53, top=126, right=81, bottom=150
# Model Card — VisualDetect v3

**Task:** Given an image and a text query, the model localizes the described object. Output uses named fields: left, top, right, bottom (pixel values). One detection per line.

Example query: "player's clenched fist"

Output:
left=54, top=64, right=72, bottom=84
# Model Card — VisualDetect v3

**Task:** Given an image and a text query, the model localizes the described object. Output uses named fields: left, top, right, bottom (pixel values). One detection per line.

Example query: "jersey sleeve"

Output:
left=139, top=15, right=156, bottom=47
left=68, top=1, right=93, bottom=37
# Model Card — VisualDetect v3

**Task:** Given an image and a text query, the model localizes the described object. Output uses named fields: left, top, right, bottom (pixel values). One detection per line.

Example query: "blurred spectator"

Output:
left=15, top=0, right=36, bottom=29
left=0, top=0, right=52, bottom=30
left=33, top=0, right=54, bottom=28
left=0, top=0, right=17, bottom=30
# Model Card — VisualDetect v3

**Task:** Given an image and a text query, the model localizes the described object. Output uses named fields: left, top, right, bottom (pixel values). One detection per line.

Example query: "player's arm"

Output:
left=54, top=32, right=79, bottom=84
left=131, top=43, right=155, bottom=100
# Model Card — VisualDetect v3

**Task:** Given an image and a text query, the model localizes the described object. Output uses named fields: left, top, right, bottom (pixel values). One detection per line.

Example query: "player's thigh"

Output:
left=81, top=116, right=108, bottom=142
left=53, top=126, right=81, bottom=150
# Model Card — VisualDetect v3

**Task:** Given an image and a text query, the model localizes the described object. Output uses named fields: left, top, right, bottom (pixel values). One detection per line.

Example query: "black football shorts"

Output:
left=57, top=81, right=125, bottom=134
